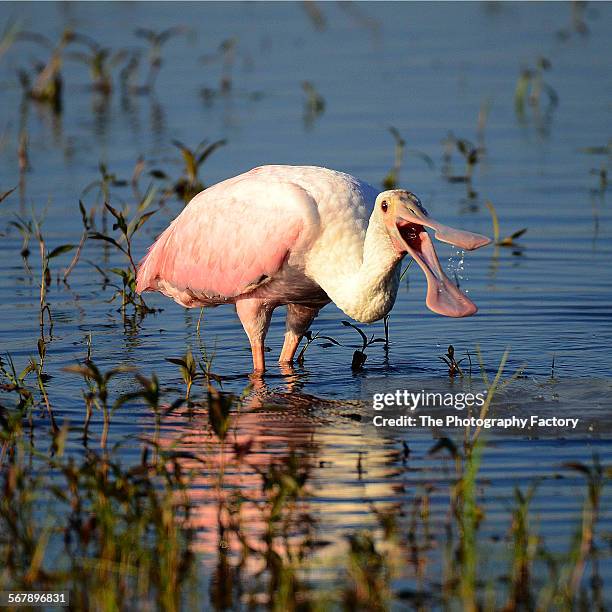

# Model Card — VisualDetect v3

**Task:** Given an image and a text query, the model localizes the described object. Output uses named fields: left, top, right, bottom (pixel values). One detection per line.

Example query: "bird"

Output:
left=136, top=165, right=491, bottom=372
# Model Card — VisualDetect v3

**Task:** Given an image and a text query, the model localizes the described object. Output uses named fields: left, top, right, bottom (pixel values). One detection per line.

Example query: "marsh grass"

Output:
left=131, top=26, right=190, bottom=94
left=302, top=81, right=325, bottom=129
left=514, top=57, right=558, bottom=135
left=0, top=185, right=16, bottom=204
left=342, top=531, right=392, bottom=610
left=64, top=359, right=135, bottom=449
left=514, top=57, right=558, bottom=114
left=0, top=436, right=199, bottom=610
left=486, top=199, right=527, bottom=248
left=150, top=138, right=227, bottom=203
left=89, top=198, right=158, bottom=320
left=590, top=166, right=608, bottom=193
left=0, top=342, right=608, bottom=610
left=443, top=135, right=482, bottom=198
left=7, top=214, right=34, bottom=272
left=0, top=12, right=608, bottom=609
left=556, top=0, right=590, bottom=40
left=81, top=162, right=129, bottom=208
left=382, top=127, right=405, bottom=190
left=33, top=216, right=75, bottom=339
left=166, top=350, right=198, bottom=405
left=0, top=19, right=21, bottom=61
left=66, top=33, right=128, bottom=96
left=16, top=29, right=75, bottom=113
left=382, top=127, right=434, bottom=190
left=63, top=201, right=93, bottom=283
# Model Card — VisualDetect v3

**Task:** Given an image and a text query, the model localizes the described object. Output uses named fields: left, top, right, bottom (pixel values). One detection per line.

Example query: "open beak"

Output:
left=392, top=203, right=491, bottom=317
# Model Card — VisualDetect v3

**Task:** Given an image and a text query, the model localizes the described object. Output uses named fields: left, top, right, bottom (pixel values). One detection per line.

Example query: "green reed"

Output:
left=88, top=194, right=158, bottom=320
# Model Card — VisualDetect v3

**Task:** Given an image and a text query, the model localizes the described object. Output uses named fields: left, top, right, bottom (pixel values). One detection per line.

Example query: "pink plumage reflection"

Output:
left=136, top=165, right=491, bottom=371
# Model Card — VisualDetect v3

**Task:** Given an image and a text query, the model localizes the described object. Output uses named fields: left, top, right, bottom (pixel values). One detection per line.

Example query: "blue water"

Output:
left=0, top=1, right=611, bottom=607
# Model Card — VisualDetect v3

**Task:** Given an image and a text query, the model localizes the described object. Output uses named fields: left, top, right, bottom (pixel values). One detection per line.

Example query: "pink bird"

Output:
left=136, top=165, right=491, bottom=371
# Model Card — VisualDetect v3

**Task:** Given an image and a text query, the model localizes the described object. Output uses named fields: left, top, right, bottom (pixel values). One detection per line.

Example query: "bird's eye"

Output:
left=381, top=200, right=388, bottom=213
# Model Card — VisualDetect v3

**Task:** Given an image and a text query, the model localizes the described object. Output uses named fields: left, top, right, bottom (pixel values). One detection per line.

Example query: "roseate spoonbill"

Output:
left=136, top=165, right=490, bottom=371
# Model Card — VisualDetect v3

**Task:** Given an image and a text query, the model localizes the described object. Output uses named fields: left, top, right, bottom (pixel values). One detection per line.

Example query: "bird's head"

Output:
left=375, top=189, right=491, bottom=317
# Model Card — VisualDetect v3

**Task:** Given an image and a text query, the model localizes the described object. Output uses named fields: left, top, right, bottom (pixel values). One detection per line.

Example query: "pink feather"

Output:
left=136, top=169, right=313, bottom=305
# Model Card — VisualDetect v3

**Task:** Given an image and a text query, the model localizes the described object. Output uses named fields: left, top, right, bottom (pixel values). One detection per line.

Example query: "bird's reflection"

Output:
left=155, top=369, right=393, bottom=568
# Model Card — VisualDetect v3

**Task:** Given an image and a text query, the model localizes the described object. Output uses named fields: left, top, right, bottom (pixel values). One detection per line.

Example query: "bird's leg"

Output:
left=235, top=298, right=274, bottom=373
left=280, top=304, right=320, bottom=363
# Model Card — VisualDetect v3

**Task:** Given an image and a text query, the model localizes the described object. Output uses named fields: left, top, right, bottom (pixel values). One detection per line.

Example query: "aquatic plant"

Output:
left=1, top=341, right=608, bottom=610
left=207, top=385, right=233, bottom=442
left=0, top=433, right=199, bottom=610
left=0, top=186, right=16, bottom=204
left=166, top=350, right=198, bottom=404
left=343, top=531, right=392, bottom=610
left=0, top=354, right=35, bottom=432
left=133, top=26, right=190, bottom=93
left=0, top=19, right=21, bottom=61
left=382, top=127, right=405, bottom=190
left=590, top=166, right=608, bottom=193
left=81, top=162, right=129, bottom=207
left=64, top=358, right=134, bottom=448
left=150, top=138, right=226, bottom=203
left=0, top=346, right=57, bottom=436
left=579, top=140, right=612, bottom=156
left=341, top=320, right=386, bottom=371
left=89, top=197, right=158, bottom=319
left=31, top=214, right=75, bottom=338
left=295, top=330, right=341, bottom=365
left=485, top=200, right=527, bottom=247
left=67, top=33, right=127, bottom=95
left=302, top=81, right=325, bottom=128
left=63, top=201, right=94, bottom=283
left=514, top=57, right=558, bottom=117
left=302, top=1, right=327, bottom=31
left=444, top=135, right=481, bottom=198
left=556, top=1, right=589, bottom=40
left=382, top=127, right=433, bottom=190
left=505, top=484, right=539, bottom=610
left=438, top=344, right=465, bottom=378
left=7, top=214, right=34, bottom=272
left=198, top=36, right=244, bottom=102
left=16, top=29, right=75, bottom=113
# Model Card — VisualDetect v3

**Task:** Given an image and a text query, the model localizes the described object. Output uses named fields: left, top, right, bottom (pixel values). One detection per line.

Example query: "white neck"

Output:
left=317, top=213, right=404, bottom=323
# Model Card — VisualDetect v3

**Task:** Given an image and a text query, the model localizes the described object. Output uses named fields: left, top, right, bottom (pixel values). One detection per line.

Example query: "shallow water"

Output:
left=0, top=1, right=611, bottom=608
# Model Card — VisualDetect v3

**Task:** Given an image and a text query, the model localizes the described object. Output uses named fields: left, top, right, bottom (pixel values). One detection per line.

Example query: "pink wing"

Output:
left=136, top=173, right=317, bottom=306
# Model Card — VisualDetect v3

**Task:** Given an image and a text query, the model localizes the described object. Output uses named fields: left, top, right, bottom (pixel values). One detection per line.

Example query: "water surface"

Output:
left=0, top=2, right=610, bottom=608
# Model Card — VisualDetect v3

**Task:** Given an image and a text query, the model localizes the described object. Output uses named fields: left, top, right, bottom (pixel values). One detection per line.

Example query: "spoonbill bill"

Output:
left=136, top=165, right=490, bottom=371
